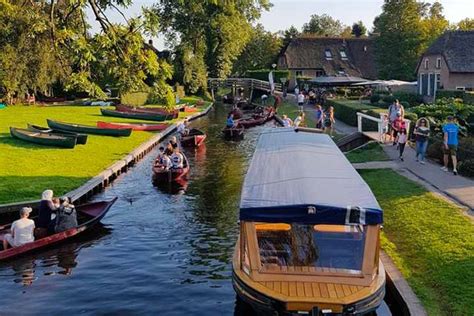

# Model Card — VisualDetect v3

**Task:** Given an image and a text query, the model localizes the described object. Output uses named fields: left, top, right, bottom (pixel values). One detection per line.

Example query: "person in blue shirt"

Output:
left=226, top=113, right=236, bottom=128
left=441, top=116, right=459, bottom=175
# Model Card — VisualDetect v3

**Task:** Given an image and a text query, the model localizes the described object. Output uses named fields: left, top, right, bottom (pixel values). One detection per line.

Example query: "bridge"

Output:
left=356, top=112, right=411, bottom=142
left=208, top=78, right=282, bottom=100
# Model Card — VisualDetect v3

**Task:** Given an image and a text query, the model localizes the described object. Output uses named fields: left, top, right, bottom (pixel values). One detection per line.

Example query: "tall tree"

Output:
left=420, top=1, right=449, bottom=48
left=351, top=21, right=367, bottom=37
left=457, top=18, right=474, bottom=31
left=374, top=0, right=424, bottom=81
left=302, top=14, right=345, bottom=37
left=281, top=25, right=300, bottom=46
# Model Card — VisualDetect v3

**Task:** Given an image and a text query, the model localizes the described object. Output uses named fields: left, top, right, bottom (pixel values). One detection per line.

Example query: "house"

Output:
left=416, top=31, right=474, bottom=101
left=277, top=37, right=378, bottom=88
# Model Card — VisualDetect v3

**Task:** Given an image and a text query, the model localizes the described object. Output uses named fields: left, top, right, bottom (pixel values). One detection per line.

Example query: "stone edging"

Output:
left=0, top=104, right=213, bottom=215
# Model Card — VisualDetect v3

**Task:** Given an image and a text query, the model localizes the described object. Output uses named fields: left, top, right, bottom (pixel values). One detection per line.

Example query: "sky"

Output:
left=88, top=0, right=474, bottom=49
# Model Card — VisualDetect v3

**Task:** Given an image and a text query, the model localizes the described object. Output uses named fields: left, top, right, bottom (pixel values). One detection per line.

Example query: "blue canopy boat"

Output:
left=232, top=129, right=385, bottom=316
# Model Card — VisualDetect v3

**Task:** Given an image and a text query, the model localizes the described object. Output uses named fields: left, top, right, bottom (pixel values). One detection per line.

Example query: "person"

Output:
left=171, top=147, right=184, bottom=169
left=282, top=115, right=293, bottom=127
left=414, top=118, right=430, bottom=164
left=226, top=113, right=236, bottom=128
left=388, top=100, right=405, bottom=142
left=315, top=105, right=324, bottom=129
left=391, top=113, right=405, bottom=145
left=273, top=94, right=282, bottom=113
left=294, top=86, right=299, bottom=98
left=297, top=91, right=305, bottom=112
left=324, top=106, right=335, bottom=136
left=36, top=189, right=58, bottom=238
left=177, top=119, right=189, bottom=136
left=261, top=94, right=268, bottom=105
left=55, top=197, right=78, bottom=233
left=441, top=116, right=459, bottom=175
left=381, top=114, right=389, bottom=143
left=397, top=128, right=408, bottom=161
left=3, top=207, right=35, bottom=249
left=155, top=146, right=172, bottom=170
left=164, top=142, right=174, bottom=156
left=293, top=114, right=303, bottom=127
left=169, top=136, right=178, bottom=149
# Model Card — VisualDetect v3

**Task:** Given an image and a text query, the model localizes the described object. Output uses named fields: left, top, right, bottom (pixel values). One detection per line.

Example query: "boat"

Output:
left=47, top=119, right=132, bottom=137
left=233, top=129, right=385, bottom=315
left=229, top=108, right=243, bottom=119
left=0, top=198, right=117, bottom=260
left=222, top=126, right=244, bottom=141
left=96, top=121, right=169, bottom=132
left=237, top=110, right=274, bottom=129
left=115, top=104, right=179, bottom=118
left=27, top=123, right=88, bottom=145
left=152, top=153, right=190, bottom=183
left=180, top=128, right=207, bottom=147
left=176, top=104, right=198, bottom=113
left=101, top=108, right=174, bottom=122
left=10, top=127, right=76, bottom=148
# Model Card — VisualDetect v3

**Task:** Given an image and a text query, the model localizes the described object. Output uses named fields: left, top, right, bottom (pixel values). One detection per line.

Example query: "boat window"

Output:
left=256, top=223, right=366, bottom=274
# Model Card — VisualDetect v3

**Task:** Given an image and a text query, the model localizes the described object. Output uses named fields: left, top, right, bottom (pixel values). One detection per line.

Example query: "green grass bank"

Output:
left=0, top=97, right=207, bottom=204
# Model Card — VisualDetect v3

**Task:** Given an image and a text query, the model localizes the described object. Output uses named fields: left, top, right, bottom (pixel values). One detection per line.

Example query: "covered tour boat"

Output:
left=233, top=129, right=385, bottom=315
left=180, top=128, right=207, bottom=147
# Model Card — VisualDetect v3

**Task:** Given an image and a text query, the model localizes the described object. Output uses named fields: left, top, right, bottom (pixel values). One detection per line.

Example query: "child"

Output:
left=398, top=128, right=408, bottom=161
left=381, top=114, right=389, bottom=143
left=315, top=105, right=324, bottom=129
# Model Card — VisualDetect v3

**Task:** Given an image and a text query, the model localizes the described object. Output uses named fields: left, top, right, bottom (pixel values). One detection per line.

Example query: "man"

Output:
left=297, top=91, right=305, bottom=112
left=3, top=207, right=35, bottom=249
left=282, top=115, right=293, bottom=127
left=177, top=119, right=189, bottom=136
left=294, top=86, right=299, bottom=98
left=441, top=116, right=459, bottom=175
left=171, top=147, right=184, bottom=169
left=261, top=94, right=268, bottom=105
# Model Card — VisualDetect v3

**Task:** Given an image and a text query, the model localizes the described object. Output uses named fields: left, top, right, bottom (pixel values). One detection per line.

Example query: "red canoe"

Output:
left=0, top=198, right=117, bottom=261
left=180, top=128, right=207, bottom=147
left=97, top=121, right=169, bottom=131
left=152, top=154, right=190, bottom=183
left=115, top=104, right=179, bottom=118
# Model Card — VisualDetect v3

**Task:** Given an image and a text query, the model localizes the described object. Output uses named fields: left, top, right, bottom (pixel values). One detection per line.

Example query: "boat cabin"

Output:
left=233, top=129, right=385, bottom=315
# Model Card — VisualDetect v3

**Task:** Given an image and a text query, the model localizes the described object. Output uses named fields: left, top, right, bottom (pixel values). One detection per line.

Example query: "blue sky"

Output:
left=88, top=0, right=474, bottom=49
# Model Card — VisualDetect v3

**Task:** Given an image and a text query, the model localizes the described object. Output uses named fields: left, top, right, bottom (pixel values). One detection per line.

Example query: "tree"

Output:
left=233, top=24, right=283, bottom=75
left=302, top=14, right=345, bottom=37
left=457, top=18, right=474, bottom=31
left=340, top=26, right=352, bottom=38
left=374, top=0, right=425, bottom=81
left=351, top=21, right=367, bottom=37
left=420, top=1, right=449, bottom=48
left=281, top=25, right=300, bottom=46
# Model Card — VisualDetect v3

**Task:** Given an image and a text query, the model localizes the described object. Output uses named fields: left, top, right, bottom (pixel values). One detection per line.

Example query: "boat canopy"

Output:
left=239, top=129, right=383, bottom=225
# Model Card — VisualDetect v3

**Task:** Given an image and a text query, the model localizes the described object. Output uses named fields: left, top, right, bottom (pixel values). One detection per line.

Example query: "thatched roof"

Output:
left=279, top=37, right=378, bottom=79
left=419, top=31, right=474, bottom=73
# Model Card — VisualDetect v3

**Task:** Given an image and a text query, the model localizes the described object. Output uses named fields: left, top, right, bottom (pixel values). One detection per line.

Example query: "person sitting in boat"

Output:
left=155, top=146, right=172, bottom=170
left=170, top=136, right=179, bottom=149
left=3, top=207, right=35, bottom=250
left=226, top=113, right=236, bottom=128
left=170, top=147, right=184, bottom=169
left=282, top=115, right=293, bottom=127
left=177, top=119, right=189, bottom=136
left=36, top=189, right=59, bottom=238
left=55, top=197, right=78, bottom=233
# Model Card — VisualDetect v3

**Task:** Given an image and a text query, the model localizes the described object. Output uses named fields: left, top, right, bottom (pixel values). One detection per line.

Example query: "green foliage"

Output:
left=326, top=99, right=380, bottom=126
left=351, top=21, right=367, bottom=37
left=392, top=91, right=424, bottom=107
left=281, top=25, right=300, bottom=46
left=436, top=90, right=467, bottom=99
left=302, top=14, right=345, bottom=36
left=382, top=94, right=396, bottom=104
left=370, top=94, right=381, bottom=104
left=456, top=18, right=474, bottom=31
left=360, top=169, right=474, bottom=315
left=345, top=142, right=389, bottom=163
left=121, top=91, right=149, bottom=106
left=245, top=69, right=289, bottom=82
left=420, top=1, right=449, bottom=48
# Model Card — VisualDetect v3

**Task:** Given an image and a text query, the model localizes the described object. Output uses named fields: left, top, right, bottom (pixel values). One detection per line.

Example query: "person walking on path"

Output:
left=441, top=116, right=460, bottom=175
left=397, top=128, right=408, bottom=161
left=315, top=105, right=324, bottom=129
left=388, top=100, right=405, bottom=142
left=297, top=91, right=305, bottom=112
left=324, top=106, right=335, bottom=136
left=414, top=118, right=430, bottom=164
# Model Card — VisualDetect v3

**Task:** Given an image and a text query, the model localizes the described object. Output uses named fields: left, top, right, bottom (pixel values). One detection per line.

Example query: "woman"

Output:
left=414, top=118, right=430, bottom=164
left=397, top=128, right=408, bottom=161
left=226, top=113, right=236, bottom=128
left=36, top=189, right=58, bottom=238
left=324, top=106, right=335, bottom=136
left=55, top=197, right=78, bottom=233
left=3, top=207, right=35, bottom=249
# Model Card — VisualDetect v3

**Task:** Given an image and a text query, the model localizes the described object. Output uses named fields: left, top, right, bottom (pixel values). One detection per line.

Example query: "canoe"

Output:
left=0, top=198, right=117, bottom=260
left=222, top=126, right=244, bottom=141
left=101, top=108, right=174, bottom=122
left=27, top=124, right=88, bottom=145
left=176, top=104, right=198, bottom=113
left=47, top=119, right=132, bottom=137
left=152, top=153, right=190, bottom=183
left=96, top=121, right=169, bottom=131
left=180, top=128, right=207, bottom=147
left=115, top=104, right=179, bottom=118
left=10, top=127, right=76, bottom=148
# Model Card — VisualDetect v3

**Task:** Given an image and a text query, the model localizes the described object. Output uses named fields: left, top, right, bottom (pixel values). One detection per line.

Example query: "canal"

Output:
left=0, top=103, right=393, bottom=315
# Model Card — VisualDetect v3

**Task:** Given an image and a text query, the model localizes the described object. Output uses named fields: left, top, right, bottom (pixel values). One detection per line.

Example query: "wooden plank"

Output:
left=274, top=281, right=281, bottom=294
left=334, top=284, right=345, bottom=298
left=327, top=283, right=337, bottom=298
left=319, top=283, right=330, bottom=298
left=296, top=281, right=305, bottom=297
left=350, top=285, right=359, bottom=294
left=342, top=284, right=352, bottom=296
left=281, top=281, right=289, bottom=296
left=304, top=282, right=313, bottom=297
left=289, top=281, right=297, bottom=297
left=312, top=282, right=321, bottom=298
left=265, top=282, right=274, bottom=290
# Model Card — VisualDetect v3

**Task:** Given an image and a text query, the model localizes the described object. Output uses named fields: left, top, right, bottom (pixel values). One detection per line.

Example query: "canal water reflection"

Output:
left=0, top=104, right=392, bottom=315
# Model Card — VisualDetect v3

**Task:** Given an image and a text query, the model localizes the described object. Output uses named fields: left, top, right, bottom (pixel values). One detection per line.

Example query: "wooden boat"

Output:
left=10, top=127, right=76, bottom=148
left=222, top=126, right=244, bottom=141
left=47, top=119, right=132, bottom=137
left=180, top=128, right=206, bottom=147
left=237, top=110, right=274, bottom=129
left=27, top=123, right=88, bottom=145
left=96, top=121, right=168, bottom=132
left=115, top=104, right=179, bottom=118
left=229, top=108, right=243, bottom=119
left=152, top=153, right=190, bottom=183
left=0, top=198, right=117, bottom=260
left=101, top=108, right=174, bottom=122
left=233, top=129, right=385, bottom=315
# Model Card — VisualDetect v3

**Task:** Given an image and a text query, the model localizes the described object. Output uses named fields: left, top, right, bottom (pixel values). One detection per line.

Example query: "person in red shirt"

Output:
left=391, top=113, right=406, bottom=145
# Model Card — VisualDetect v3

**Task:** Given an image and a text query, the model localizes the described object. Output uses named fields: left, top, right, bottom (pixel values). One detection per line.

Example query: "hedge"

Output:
left=245, top=69, right=289, bottom=82
left=326, top=99, right=380, bottom=127
left=426, top=136, right=474, bottom=178
left=436, top=90, right=474, bottom=105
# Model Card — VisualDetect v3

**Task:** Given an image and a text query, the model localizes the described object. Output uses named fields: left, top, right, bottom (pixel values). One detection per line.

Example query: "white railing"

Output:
left=357, top=112, right=411, bottom=142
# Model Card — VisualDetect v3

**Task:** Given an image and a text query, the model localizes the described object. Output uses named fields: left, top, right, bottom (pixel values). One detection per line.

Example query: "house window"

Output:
left=295, top=70, right=303, bottom=76
left=436, top=74, right=441, bottom=89
left=436, top=58, right=441, bottom=69
left=315, top=70, right=325, bottom=77
left=424, top=59, right=429, bottom=69
left=325, top=49, right=333, bottom=60
left=456, top=86, right=466, bottom=91
left=340, top=50, right=348, bottom=60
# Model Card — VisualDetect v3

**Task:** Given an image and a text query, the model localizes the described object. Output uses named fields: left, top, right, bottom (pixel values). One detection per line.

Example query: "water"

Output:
left=0, top=104, right=393, bottom=315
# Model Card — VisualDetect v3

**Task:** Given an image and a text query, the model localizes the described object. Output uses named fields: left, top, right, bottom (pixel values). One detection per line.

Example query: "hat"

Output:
left=20, top=207, right=32, bottom=216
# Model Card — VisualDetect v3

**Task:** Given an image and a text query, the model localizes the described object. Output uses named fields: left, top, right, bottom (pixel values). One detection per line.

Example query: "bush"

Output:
left=400, top=101, right=410, bottom=108
left=326, top=99, right=380, bottom=126
left=459, top=159, right=474, bottom=178
left=370, top=94, right=381, bottom=104
left=245, top=69, right=289, bottom=82
left=426, top=136, right=474, bottom=177
left=392, top=91, right=423, bottom=107
left=121, top=91, right=149, bottom=106
left=436, top=90, right=465, bottom=99
left=382, top=95, right=396, bottom=104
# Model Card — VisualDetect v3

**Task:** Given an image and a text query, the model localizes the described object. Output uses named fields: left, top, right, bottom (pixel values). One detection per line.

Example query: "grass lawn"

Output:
left=345, top=142, right=389, bottom=163
left=360, top=169, right=474, bottom=316
left=0, top=97, right=208, bottom=204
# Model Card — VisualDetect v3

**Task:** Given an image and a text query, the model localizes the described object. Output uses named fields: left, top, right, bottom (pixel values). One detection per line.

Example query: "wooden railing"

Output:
left=208, top=78, right=282, bottom=92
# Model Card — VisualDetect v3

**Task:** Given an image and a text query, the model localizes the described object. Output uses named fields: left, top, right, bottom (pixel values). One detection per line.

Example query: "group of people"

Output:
left=295, top=87, right=329, bottom=108
left=3, top=190, right=77, bottom=250
left=154, top=136, right=185, bottom=171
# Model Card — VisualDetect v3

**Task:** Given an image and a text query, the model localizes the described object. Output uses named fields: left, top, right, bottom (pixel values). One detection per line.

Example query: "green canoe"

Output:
left=10, top=127, right=76, bottom=148
left=100, top=108, right=173, bottom=122
left=27, top=123, right=88, bottom=145
left=47, top=119, right=132, bottom=137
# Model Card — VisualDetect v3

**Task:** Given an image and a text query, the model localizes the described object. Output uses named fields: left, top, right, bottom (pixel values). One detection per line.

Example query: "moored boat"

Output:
left=152, top=153, right=190, bottom=183
left=27, top=123, right=88, bottom=145
left=222, top=126, right=244, bottom=141
left=233, top=129, right=385, bottom=315
left=0, top=198, right=117, bottom=260
left=115, top=104, right=179, bottom=118
left=101, top=108, right=174, bottom=122
left=47, top=119, right=132, bottom=137
left=10, top=127, right=77, bottom=148
left=96, top=121, right=169, bottom=131
left=229, top=108, right=243, bottom=119
left=180, top=128, right=206, bottom=147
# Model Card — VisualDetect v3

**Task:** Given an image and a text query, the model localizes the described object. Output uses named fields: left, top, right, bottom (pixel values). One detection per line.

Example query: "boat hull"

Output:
left=115, top=105, right=179, bottom=118
left=101, top=108, right=173, bottom=122
left=180, top=129, right=206, bottom=147
left=10, top=127, right=76, bottom=148
left=152, top=154, right=190, bottom=183
left=47, top=119, right=132, bottom=137
left=27, top=124, right=88, bottom=145
left=96, top=121, right=168, bottom=131
left=222, top=127, right=244, bottom=140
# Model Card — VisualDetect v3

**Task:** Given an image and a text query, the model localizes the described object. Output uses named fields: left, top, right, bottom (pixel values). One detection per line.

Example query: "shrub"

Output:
left=426, top=136, right=474, bottom=177
left=382, top=95, right=396, bottom=104
left=436, top=90, right=465, bottom=99
left=121, top=91, right=149, bottom=106
left=392, top=91, right=423, bottom=107
left=400, top=101, right=410, bottom=109
left=245, top=69, right=289, bottom=82
left=459, top=159, right=474, bottom=178
left=370, top=94, right=381, bottom=104
left=326, top=99, right=380, bottom=126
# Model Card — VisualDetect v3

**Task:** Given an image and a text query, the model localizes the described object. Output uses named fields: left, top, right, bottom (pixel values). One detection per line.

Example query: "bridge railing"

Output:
left=357, top=112, right=411, bottom=142
left=208, top=78, right=282, bottom=92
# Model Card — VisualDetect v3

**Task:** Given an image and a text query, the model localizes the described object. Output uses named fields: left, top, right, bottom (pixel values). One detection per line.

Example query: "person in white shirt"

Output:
left=3, top=207, right=35, bottom=249
left=282, top=115, right=293, bottom=127
left=293, top=114, right=303, bottom=127
left=294, top=87, right=299, bottom=97
left=177, top=119, right=189, bottom=136
left=170, top=147, right=184, bottom=169
left=297, top=91, right=305, bottom=112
